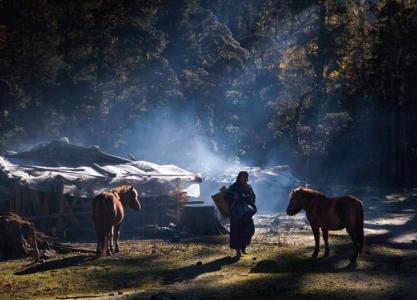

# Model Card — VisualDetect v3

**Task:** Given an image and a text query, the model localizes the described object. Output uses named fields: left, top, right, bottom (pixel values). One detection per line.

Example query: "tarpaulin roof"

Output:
left=0, top=139, right=201, bottom=198
left=202, top=164, right=300, bottom=187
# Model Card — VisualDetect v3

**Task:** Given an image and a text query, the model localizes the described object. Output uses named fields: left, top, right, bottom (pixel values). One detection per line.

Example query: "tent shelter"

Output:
left=0, top=139, right=202, bottom=237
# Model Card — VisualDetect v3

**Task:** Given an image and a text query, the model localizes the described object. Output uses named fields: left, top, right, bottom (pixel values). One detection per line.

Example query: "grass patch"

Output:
left=1, top=232, right=417, bottom=299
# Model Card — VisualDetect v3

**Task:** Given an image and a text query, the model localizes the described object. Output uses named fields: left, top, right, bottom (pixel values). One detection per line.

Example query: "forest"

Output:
left=1, top=0, right=416, bottom=187
left=1, top=1, right=417, bottom=300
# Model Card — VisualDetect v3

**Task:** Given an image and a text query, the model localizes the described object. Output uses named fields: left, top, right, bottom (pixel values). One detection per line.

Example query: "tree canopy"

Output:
left=0, top=0, right=416, bottom=186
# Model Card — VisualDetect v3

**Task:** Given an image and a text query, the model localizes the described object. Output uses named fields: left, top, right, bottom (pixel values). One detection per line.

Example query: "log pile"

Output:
left=0, top=212, right=97, bottom=261
left=0, top=212, right=45, bottom=260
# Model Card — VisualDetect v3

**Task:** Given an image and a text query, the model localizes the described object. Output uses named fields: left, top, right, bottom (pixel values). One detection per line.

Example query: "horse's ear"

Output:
left=292, top=187, right=301, bottom=194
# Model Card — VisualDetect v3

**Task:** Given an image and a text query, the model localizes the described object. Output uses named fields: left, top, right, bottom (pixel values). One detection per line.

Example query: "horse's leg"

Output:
left=114, top=224, right=121, bottom=253
left=102, top=220, right=110, bottom=257
left=97, top=218, right=106, bottom=257
left=94, top=221, right=104, bottom=257
left=347, top=227, right=359, bottom=262
left=95, top=225, right=100, bottom=256
left=101, top=227, right=107, bottom=256
left=106, top=226, right=113, bottom=256
left=93, top=199, right=104, bottom=257
left=94, top=221, right=101, bottom=256
left=102, top=232, right=107, bottom=257
left=322, top=228, right=329, bottom=257
left=311, top=225, right=320, bottom=257
left=99, top=229, right=106, bottom=257
left=109, top=225, right=114, bottom=254
left=95, top=234, right=99, bottom=256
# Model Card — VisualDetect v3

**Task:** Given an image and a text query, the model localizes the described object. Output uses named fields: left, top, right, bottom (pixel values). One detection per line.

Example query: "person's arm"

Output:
left=225, top=184, right=238, bottom=205
left=249, top=186, right=257, bottom=211
left=251, top=187, right=256, bottom=203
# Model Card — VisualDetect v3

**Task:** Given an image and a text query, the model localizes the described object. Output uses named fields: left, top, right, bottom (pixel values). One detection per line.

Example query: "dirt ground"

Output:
left=1, top=188, right=417, bottom=300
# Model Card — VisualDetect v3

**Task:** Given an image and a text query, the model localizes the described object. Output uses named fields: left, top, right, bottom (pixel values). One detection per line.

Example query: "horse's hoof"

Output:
left=312, top=251, right=319, bottom=258
left=114, top=248, right=120, bottom=253
left=323, top=251, right=329, bottom=257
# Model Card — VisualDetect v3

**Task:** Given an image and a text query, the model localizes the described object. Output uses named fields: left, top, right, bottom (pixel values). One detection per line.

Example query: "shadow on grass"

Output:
left=162, top=255, right=240, bottom=284
left=15, top=255, right=96, bottom=275
left=125, top=281, right=413, bottom=300
left=67, top=255, right=241, bottom=292
left=27, top=239, right=415, bottom=300
left=127, top=273, right=299, bottom=300
left=251, top=254, right=357, bottom=275
left=116, top=243, right=417, bottom=300
left=180, top=235, right=229, bottom=246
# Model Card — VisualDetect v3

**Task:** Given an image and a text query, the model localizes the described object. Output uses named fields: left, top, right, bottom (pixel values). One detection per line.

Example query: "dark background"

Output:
left=0, top=0, right=416, bottom=187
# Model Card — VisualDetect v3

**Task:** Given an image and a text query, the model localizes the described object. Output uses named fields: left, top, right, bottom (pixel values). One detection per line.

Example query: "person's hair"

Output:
left=236, top=171, right=249, bottom=183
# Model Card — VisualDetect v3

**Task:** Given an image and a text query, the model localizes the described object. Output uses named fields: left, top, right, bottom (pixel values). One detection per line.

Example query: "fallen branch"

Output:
left=27, top=211, right=91, bottom=221
left=56, top=295, right=101, bottom=299
left=49, top=242, right=96, bottom=254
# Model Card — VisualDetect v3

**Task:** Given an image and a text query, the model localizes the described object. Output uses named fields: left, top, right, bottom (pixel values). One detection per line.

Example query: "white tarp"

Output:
left=0, top=140, right=201, bottom=198
left=202, top=164, right=300, bottom=187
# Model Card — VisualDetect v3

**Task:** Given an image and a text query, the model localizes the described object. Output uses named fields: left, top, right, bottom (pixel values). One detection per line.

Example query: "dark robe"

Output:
left=225, top=182, right=256, bottom=250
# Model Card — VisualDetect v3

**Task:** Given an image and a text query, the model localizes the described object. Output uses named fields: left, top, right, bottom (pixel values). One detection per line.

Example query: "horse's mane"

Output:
left=294, top=187, right=325, bottom=197
left=111, top=185, right=133, bottom=194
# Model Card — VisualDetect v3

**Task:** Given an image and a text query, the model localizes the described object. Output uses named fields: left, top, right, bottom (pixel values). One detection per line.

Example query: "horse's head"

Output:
left=287, top=187, right=304, bottom=216
left=125, top=186, right=141, bottom=211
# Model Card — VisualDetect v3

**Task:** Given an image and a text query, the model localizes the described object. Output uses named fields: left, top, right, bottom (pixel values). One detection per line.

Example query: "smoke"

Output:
left=6, top=0, right=388, bottom=211
left=117, top=105, right=300, bottom=212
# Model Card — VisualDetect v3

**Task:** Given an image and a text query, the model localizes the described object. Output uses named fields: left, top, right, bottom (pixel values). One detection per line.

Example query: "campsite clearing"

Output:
left=2, top=188, right=417, bottom=300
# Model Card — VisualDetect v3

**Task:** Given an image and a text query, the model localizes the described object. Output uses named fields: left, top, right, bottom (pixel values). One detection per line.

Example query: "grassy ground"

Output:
left=1, top=229, right=417, bottom=300
left=2, top=189, right=417, bottom=299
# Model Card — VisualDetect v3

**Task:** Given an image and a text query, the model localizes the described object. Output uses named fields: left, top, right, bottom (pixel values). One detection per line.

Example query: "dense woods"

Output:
left=0, top=0, right=416, bottom=187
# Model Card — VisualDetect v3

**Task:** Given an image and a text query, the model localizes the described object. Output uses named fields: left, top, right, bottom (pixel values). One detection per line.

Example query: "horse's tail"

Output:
left=92, top=193, right=116, bottom=256
left=92, top=195, right=105, bottom=255
left=356, top=201, right=365, bottom=254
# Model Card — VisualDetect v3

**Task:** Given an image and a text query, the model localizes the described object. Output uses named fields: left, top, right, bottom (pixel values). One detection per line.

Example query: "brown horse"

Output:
left=287, top=187, right=364, bottom=262
left=92, top=185, right=141, bottom=257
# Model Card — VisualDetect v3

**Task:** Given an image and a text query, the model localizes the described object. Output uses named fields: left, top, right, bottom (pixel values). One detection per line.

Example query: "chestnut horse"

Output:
left=92, top=185, right=141, bottom=257
left=287, top=187, right=364, bottom=262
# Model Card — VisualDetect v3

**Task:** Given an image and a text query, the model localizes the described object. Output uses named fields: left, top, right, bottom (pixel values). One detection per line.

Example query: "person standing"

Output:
left=225, top=171, right=257, bottom=257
